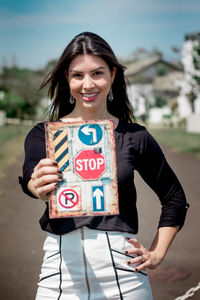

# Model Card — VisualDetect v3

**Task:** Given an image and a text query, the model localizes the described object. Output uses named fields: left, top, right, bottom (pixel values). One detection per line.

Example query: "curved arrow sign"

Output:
left=78, top=124, right=102, bottom=145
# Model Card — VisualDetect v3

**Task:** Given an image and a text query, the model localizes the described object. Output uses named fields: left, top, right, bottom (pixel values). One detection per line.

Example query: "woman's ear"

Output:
left=64, top=70, right=68, bottom=80
left=111, top=67, right=117, bottom=83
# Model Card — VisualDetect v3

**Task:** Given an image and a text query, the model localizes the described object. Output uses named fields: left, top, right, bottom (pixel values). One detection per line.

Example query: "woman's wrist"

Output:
left=149, top=226, right=179, bottom=262
left=148, top=249, right=166, bottom=266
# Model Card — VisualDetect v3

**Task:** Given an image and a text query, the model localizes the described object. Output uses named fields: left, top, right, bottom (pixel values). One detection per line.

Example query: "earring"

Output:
left=107, top=88, right=113, bottom=101
left=69, top=94, right=75, bottom=104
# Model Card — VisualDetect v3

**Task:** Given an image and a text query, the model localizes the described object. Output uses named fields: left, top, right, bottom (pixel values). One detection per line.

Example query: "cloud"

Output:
left=0, top=1, right=108, bottom=29
left=0, top=12, right=95, bottom=29
left=111, top=0, right=200, bottom=12
left=0, top=0, right=200, bottom=30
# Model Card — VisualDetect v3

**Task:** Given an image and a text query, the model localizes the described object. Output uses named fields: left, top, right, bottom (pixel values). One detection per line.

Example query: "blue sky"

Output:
left=0, top=0, right=199, bottom=69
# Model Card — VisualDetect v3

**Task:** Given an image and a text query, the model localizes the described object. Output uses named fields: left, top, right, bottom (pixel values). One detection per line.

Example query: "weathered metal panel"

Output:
left=45, top=120, right=119, bottom=219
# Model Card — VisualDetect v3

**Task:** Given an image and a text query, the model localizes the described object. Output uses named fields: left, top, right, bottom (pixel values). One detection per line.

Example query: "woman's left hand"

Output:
left=124, top=238, right=163, bottom=272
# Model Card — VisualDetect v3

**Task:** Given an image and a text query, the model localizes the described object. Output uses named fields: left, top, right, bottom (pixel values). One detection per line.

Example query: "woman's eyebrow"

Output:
left=69, top=66, right=105, bottom=73
left=69, top=69, right=82, bottom=73
left=91, top=66, right=105, bottom=72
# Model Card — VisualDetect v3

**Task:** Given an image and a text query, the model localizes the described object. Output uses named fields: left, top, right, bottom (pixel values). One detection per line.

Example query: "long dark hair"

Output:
left=40, top=32, right=135, bottom=122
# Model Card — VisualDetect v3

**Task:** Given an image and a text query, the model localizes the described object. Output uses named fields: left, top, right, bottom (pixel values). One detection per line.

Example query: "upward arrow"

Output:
left=93, top=188, right=103, bottom=210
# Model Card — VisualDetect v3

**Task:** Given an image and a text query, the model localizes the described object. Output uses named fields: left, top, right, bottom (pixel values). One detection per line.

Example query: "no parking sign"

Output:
left=46, top=120, right=119, bottom=218
left=59, top=188, right=79, bottom=209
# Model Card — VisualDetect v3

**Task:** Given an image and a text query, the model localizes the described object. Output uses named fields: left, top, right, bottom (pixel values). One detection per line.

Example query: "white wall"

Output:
left=187, top=114, right=200, bottom=133
left=148, top=107, right=171, bottom=124
left=0, top=110, right=6, bottom=126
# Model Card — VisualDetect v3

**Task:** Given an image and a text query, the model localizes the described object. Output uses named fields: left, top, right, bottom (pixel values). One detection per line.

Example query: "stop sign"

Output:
left=74, top=149, right=105, bottom=180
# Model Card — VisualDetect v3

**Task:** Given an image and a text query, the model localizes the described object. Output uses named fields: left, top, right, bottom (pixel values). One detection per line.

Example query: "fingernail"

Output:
left=126, top=237, right=130, bottom=240
left=134, top=268, right=138, bottom=272
left=127, top=261, right=131, bottom=265
left=58, top=174, right=63, bottom=179
left=57, top=170, right=63, bottom=174
left=55, top=183, right=59, bottom=187
left=124, top=251, right=128, bottom=255
left=53, top=161, right=58, bottom=166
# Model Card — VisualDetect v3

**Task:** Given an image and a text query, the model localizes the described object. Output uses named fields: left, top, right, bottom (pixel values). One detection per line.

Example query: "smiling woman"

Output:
left=19, top=32, right=189, bottom=300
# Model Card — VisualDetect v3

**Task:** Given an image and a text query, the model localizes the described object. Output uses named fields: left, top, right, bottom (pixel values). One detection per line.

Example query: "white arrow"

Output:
left=81, top=126, right=97, bottom=143
left=93, top=188, right=104, bottom=210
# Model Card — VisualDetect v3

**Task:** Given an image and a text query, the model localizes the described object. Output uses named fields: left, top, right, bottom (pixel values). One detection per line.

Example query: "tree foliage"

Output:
left=0, top=66, right=46, bottom=120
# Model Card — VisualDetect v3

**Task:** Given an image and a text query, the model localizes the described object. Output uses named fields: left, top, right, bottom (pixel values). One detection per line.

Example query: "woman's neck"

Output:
left=61, top=107, right=119, bottom=128
left=63, top=106, right=112, bottom=121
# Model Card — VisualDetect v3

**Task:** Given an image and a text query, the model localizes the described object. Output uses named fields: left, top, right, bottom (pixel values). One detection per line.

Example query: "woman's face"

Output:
left=66, top=54, right=116, bottom=113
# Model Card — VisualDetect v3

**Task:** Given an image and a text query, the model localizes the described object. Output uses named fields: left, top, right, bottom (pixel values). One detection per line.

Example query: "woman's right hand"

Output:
left=28, top=158, right=63, bottom=201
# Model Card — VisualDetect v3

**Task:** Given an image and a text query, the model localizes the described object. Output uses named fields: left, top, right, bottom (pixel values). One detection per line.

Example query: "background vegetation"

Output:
left=0, top=65, right=50, bottom=120
left=150, top=127, right=200, bottom=160
left=0, top=125, right=30, bottom=179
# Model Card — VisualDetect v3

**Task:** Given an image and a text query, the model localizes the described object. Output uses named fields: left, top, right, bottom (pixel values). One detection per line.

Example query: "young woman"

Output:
left=20, top=32, right=189, bottom=299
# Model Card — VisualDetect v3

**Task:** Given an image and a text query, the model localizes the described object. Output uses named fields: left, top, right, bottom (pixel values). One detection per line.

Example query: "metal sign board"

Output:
left=45, top=120, right=119, bottom=218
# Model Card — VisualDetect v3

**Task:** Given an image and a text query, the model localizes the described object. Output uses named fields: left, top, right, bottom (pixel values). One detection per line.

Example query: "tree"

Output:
left=0, top=93, right=27, bottom=119
left=0, top=66, right=45, bottom=120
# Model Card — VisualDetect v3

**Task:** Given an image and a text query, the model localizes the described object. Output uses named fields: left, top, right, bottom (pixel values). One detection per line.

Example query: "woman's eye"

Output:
left=94, top=71, right=103, bottom=76
left=72, top=73, right=82, bottom=78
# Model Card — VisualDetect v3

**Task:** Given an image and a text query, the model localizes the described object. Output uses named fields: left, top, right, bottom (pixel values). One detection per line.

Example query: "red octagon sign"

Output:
left=74, top=149, right=105, bottom=180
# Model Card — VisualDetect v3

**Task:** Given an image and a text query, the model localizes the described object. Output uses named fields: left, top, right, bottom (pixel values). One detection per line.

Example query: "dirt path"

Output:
left=0, top=156, right=45, bottom=300
left=0, top=146, right=199, bottom=300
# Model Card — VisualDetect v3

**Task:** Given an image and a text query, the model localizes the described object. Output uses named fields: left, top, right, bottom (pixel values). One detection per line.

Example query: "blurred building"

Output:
left=125, top=55, right=183, bottom=124
left=178, top=32, right=200, bottom=133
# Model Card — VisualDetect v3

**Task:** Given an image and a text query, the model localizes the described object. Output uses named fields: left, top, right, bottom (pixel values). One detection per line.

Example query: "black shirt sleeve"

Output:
left=135, top=129, right=189, bottom=230
left=21, top=122, right=46, bottom=198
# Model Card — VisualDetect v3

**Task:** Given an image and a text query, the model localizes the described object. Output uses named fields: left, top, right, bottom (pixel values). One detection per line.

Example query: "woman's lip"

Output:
left=81, top=92, right=99, bottom=101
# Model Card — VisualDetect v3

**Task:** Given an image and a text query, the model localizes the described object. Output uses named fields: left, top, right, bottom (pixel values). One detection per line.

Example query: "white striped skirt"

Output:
left=36, top=227, right=153, bottom=299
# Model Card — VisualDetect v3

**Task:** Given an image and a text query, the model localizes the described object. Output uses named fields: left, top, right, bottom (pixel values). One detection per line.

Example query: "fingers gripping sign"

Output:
left=30, top=158, right=63, bottom=201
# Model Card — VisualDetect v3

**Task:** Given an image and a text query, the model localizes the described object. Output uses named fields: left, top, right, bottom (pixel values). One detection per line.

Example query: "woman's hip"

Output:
left=36, top=227, right=153, bottom=299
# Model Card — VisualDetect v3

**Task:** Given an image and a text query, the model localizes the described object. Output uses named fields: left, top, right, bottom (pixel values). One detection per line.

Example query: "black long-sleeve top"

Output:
left=20, top=120, right=189, bottom=235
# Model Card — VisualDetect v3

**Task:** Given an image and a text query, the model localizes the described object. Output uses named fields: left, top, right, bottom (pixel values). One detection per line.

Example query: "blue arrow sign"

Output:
left=92, top=186, right=104, bottom=212
left=78, top=124, right=103, bottom=145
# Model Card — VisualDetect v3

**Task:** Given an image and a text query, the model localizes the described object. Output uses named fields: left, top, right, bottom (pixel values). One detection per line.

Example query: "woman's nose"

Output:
left=83, top=75, right=94, bottom=89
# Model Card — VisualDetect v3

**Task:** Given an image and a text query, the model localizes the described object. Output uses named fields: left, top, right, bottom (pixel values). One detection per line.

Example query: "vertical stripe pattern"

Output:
left=53, top=130, right=70, bottom=172
left=57, top=235, right=62, bottom=300
left=105, top=232, right=123, bottom=300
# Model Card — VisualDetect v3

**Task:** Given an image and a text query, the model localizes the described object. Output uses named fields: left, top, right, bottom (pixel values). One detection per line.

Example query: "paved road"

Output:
left=0, top=146, right=199, bottom=300
left=136, top=147, right=200, bottom=299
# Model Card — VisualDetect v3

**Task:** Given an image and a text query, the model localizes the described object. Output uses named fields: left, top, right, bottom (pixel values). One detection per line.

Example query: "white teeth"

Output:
left=83, top=93, right=97, bottom=97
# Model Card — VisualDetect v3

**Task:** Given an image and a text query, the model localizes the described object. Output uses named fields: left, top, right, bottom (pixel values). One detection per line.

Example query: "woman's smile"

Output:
left=81, top=92, right=99, bottom=101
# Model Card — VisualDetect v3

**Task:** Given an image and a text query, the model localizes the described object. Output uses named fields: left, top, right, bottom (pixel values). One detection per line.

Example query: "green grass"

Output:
left=149, top=127, right=200, bottom=160
left=0, top=125, right=30, bottom=179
